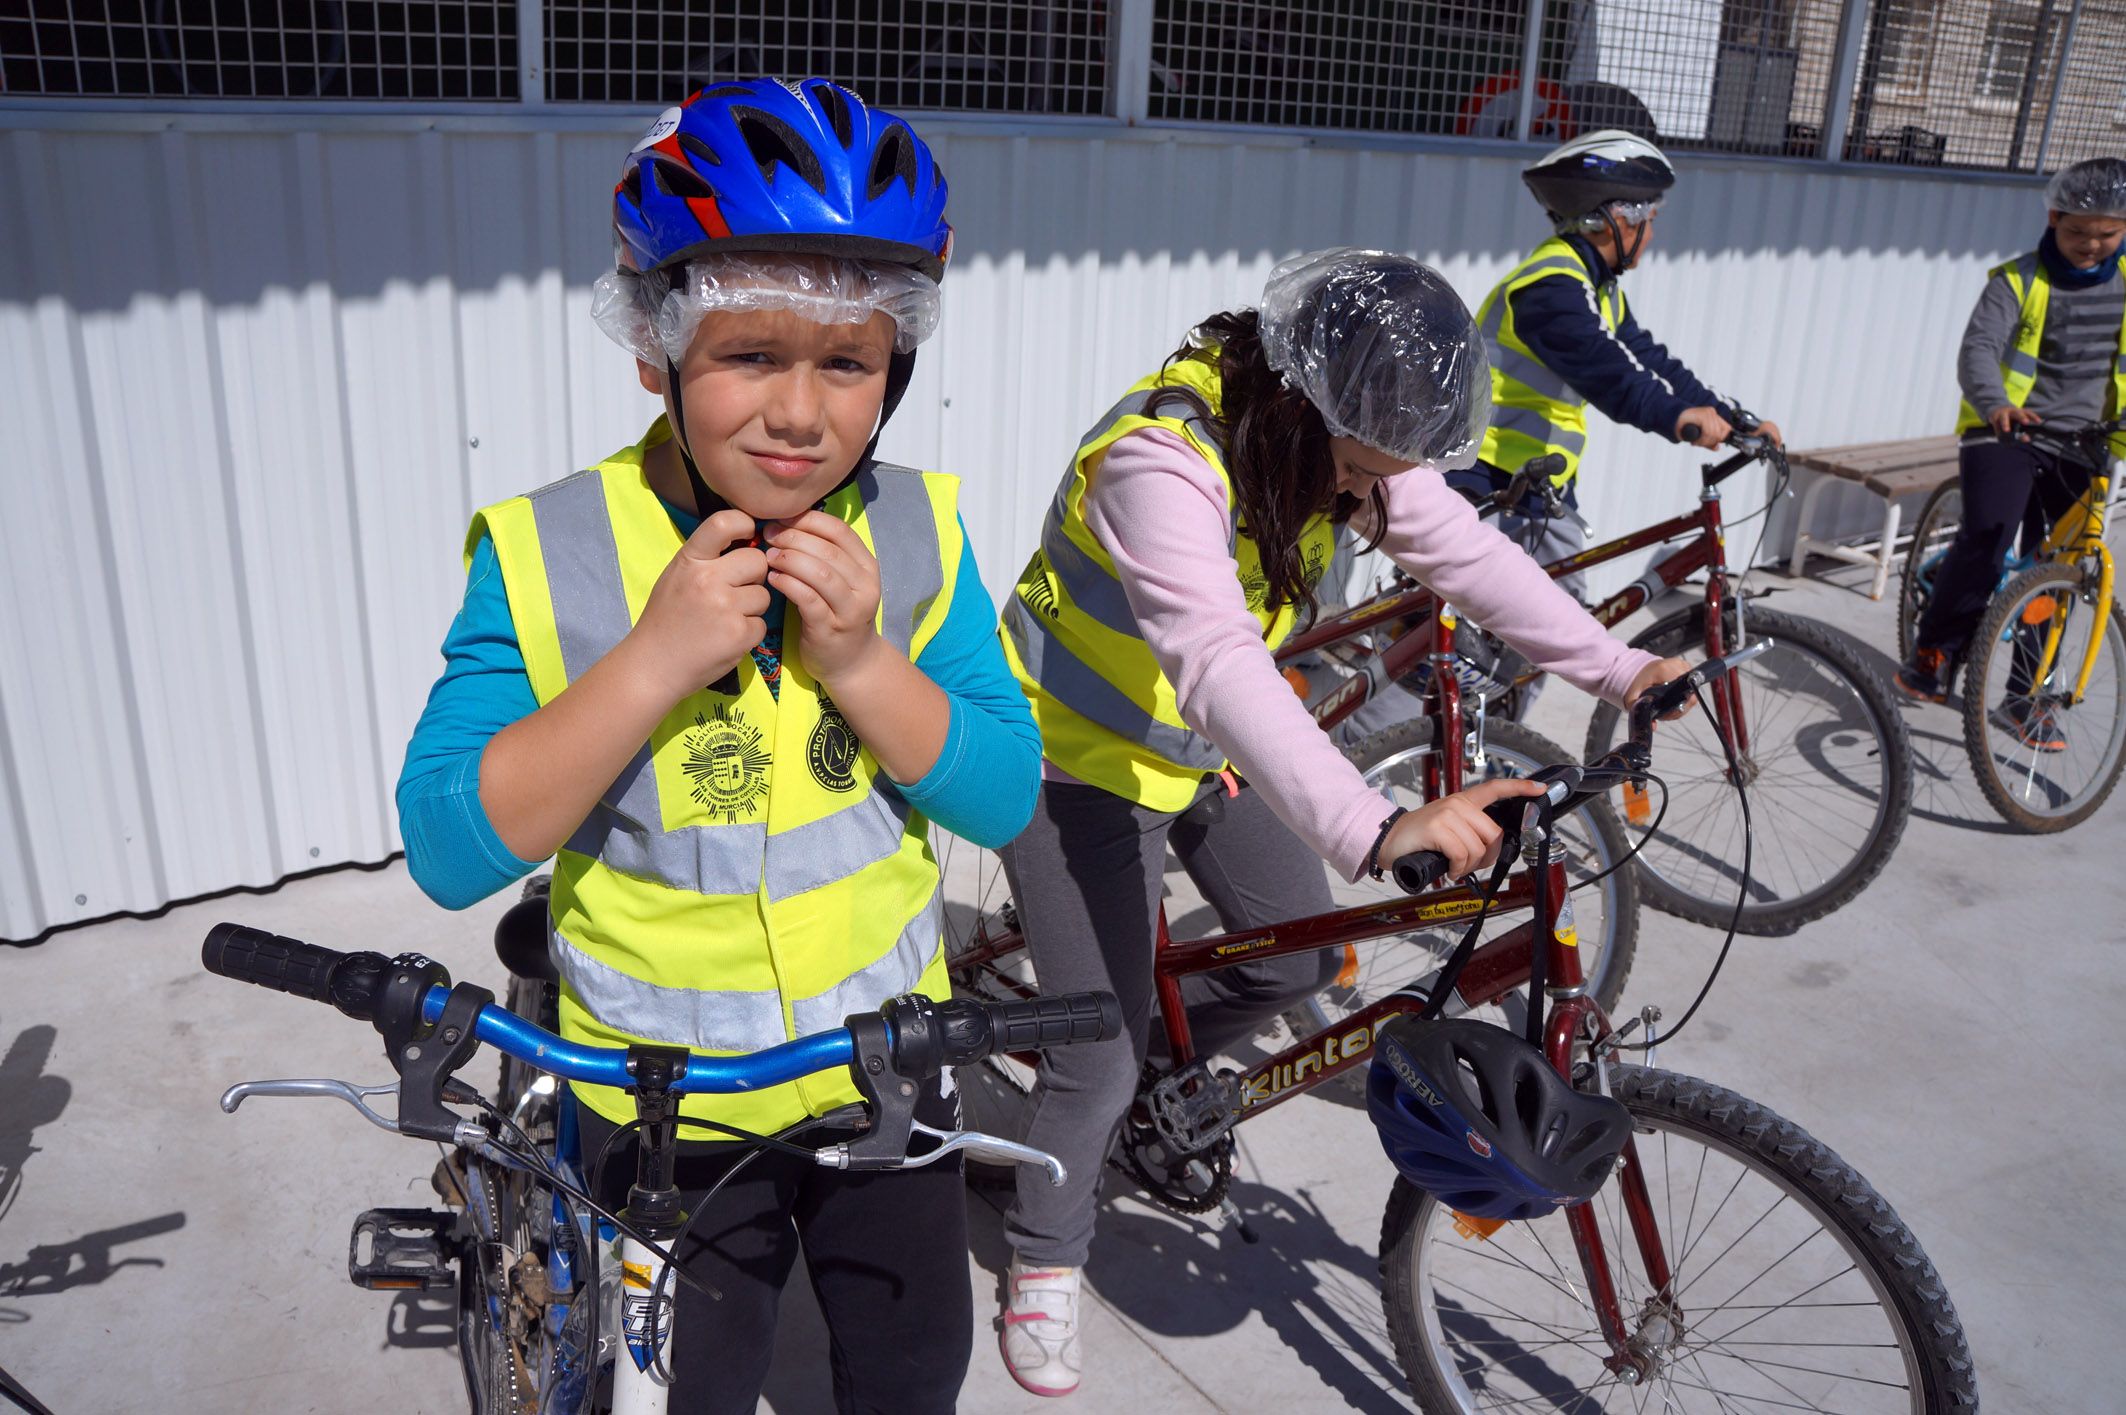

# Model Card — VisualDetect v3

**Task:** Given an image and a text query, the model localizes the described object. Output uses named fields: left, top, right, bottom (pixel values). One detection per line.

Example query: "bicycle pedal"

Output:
left=1146, top=1061, right=1240, bottom=1155
left=348, top=1208, right=459, bottom=1291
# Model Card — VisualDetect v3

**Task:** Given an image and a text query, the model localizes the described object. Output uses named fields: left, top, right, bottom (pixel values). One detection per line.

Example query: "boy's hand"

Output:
left=632, top=508, right=771, bottom=698
left=1379, top=777, right=1548, bottom=880
left=764, top=511, right=888, bottom=687
left=1988, top=406, right=2042, bottom=437
left=1676, top=407, right=1734, bottom=448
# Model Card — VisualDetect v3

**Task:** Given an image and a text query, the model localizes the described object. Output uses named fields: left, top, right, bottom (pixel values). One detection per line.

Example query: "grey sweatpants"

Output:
left=998, top=780, right=1341, bottom=1266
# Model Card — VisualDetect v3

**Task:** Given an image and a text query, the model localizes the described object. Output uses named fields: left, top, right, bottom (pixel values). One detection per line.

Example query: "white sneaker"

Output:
left=1001, top=1259, right=1082, bottom=1397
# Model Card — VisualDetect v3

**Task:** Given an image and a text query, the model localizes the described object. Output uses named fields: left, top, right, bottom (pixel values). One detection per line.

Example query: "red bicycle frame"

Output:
left=1273, top=461, right=1761, bottom=790
left=951, top=836, right=1671, bottom=1368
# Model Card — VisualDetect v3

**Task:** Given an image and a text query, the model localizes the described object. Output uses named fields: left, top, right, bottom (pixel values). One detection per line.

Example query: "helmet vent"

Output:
left=810, top=81, right=856, bottom=148
left=677, top=131, right=722, bottom=167
left=619, top=162, right=646, bottom=208
left=696, top=83, right=754, bottom=100
left=868, top=123, right=919, bottom=199
left=733, top=107, right=829, bottom=195
left=651, top=156, right=716, bottom=201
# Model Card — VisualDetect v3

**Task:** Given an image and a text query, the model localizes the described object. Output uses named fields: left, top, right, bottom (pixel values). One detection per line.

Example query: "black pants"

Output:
left=574, top=1081, right=973, bottom=1415
left=1915, top=438, right=2094, bottom=656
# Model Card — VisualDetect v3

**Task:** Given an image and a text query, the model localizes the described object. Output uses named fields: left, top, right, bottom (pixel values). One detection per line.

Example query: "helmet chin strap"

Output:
left=1599, top=205, right=1647, bottom=274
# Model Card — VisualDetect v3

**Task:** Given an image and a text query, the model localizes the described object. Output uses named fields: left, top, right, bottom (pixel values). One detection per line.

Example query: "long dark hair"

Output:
left=1158, top=310, right=1384, bottom=615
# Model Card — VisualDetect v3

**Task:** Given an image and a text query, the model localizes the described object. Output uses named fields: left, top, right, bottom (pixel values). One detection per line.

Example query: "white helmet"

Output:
left=1523, top=130, right=1676, bottom=230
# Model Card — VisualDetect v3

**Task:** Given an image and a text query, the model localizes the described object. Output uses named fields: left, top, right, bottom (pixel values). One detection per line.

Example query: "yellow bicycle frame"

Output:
left=2028, top=469, right=2116, bottom=705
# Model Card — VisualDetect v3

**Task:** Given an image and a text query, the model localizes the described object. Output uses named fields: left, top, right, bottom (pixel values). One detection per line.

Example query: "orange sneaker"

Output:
left=1894, top=646, right=1951, bottom=703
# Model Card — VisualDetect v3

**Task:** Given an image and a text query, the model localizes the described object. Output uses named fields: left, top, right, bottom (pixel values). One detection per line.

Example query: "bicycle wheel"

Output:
left=1378, top=1065, right=1977, bottom=1413
left=1960, top=561, right=2126, bottom=831
left=1585, top=605, right=1912, bottom=935
left=1285, top=719, right=1639, bottom=1071
left=1898, top=480, right=1963, bottom=663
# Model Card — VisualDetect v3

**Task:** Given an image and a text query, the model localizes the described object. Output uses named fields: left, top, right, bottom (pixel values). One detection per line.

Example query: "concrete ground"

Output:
left=5, top=562, right=2124, bottom=1413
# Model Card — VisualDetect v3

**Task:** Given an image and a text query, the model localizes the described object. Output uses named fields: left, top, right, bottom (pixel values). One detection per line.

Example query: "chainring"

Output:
left=1113, top=1114, right=1236, bottom=1215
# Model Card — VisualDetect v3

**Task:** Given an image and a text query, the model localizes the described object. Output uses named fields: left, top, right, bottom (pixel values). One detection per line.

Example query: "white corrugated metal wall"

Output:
left=0, top=112, right=2036, bottom=940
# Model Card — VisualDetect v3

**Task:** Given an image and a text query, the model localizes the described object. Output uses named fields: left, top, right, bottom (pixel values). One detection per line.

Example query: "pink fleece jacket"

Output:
left=1066, top=427, right=1658, bottom=881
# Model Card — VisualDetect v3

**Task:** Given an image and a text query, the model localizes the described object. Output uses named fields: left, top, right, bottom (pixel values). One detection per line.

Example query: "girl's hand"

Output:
left=1379, top=777, right=1549, bottom=880
left=1626, top=655, right=1696, bottom=720
left=764, top=511, right=887, bottom=687
left=630, top=509, right=771, bottom=700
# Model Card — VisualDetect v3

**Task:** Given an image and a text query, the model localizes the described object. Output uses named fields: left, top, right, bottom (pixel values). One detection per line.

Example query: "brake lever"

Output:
left=219, top=1076, right=488, bottom=1143
left=220, top=1077, right=405, bottom=1133
left=814, top=1120, right=1070, bottom=1187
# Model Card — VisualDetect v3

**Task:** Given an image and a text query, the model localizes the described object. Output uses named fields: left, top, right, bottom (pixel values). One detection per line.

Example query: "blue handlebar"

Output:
left=420, top=985, right=860, bottom=1093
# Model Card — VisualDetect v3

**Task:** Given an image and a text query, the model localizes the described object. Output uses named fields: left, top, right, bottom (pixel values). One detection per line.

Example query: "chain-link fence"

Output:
left=543, top=0, right=1107, bottom=112
left=4, top=0, right=2120, bottom=177
left=0, top=0, right=519, bottom=101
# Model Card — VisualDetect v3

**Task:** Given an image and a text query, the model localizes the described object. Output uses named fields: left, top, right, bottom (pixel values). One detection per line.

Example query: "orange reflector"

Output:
left=2022, top=597, right=2058, bottom=627
left=1335, top=944, right=1359, bottom=990
left=1282, top=666, right=1311, bottom=698
left=369, top=1278, right=423, bottom=1290
left=1452, top=1211, right=1508, bottom=1241
left=1622, top=779, right=1653, bottom=826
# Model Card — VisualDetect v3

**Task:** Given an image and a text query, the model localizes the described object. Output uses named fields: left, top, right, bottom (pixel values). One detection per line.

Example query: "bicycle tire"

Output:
left=1378, top=1065, right=1977, bottom=1413
left=1282, top=719, right=1639, bottom=1078
left=1585, top=604, right=1913, bottom=935
left=1959, top=562, right=2126, bottom=832
left=1898, top=480, right=1963, bottom=665
left=498, top=874, right=557, bottom=1110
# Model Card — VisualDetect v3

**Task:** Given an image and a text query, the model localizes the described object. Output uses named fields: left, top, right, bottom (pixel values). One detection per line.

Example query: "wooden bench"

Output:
left=1785, top=436, right=1960, bottom=600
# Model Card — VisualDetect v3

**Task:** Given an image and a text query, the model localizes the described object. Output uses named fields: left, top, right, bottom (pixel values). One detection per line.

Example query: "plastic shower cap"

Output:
left=592, top=252, right=942, bottom=365
left=2045, top=158, right=2126, bottom=219
left=1257, top=248, right=1492, bottom=469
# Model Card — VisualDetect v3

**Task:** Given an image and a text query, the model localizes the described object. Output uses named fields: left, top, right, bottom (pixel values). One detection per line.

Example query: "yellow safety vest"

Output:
left=1001, top=356, right=1337, bottom=812
left=1476, top=237, right=1627, bottom=487
left=472, top=418, right=961, bottom=1131
left=1955, top=251, right=2126, bottom=457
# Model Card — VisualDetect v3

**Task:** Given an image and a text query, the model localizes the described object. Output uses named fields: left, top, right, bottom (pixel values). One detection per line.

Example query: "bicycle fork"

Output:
left=1550, top=996, right=1678, bottom=1385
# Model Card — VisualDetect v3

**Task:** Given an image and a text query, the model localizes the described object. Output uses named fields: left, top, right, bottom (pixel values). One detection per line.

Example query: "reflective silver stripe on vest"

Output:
left=764, top=788, right=914, bottom=901
left=1040, top=523, right=1141, bottom=636
left=530, top=471, right=633, bottom=682
left=1489, top=405, right=1587, bottom=456
left=858, top=463, right=943, bottom=656
left=789, top=886, right=942, bottom=1037
left=549, top=886, right=941, bottom=1053
left=1005, top=598, right=1225, bottom=769
left=2005, top=347, right=2040, bottom=380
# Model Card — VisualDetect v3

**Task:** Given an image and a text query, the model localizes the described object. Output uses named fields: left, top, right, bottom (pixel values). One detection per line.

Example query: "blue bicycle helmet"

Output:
left=605, top=78, right=952, bottom=511
left=614, top=77, right=951, bottom=283
left=1367, top=1015, right=1633, bottom=1221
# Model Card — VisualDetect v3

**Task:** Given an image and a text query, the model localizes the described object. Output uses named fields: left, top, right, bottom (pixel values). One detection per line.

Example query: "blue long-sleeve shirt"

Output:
left=396, top=500, right=1038, bottom=910
left=1507, top=234, right=1735, bottom=441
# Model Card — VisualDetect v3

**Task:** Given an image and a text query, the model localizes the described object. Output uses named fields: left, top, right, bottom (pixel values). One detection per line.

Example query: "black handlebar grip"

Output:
left=1391, top=850, right=1451, bottom=894
left=936, top=991, right=1123, bottom=1065
left=1679, top=422, right=1702, bottom=444
left=202, top=923, right=344, bottom=1003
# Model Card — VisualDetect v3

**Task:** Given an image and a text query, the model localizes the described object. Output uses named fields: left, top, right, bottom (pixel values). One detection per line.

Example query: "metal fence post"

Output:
left=1110, top=0, right=1155, bottom=124
left=1818, top=0, right=1872, bottom=161
left=517, top=0, right=546, bottom=107
left=2008, top=0, right=2059, bottom=170
left=1514, top=0, right=1548, bottom=142
left=2034, top=0, right=2083, bottom=173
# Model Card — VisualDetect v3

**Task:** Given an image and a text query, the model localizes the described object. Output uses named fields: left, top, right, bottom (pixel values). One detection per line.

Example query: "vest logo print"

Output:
left=1303, top=538, right=1329, bottom=589
left=1019, top=555, right=1062, bottom=620
left=682, top=704, right=771, bottom=822
left=808, top=695, right=861, bottom=792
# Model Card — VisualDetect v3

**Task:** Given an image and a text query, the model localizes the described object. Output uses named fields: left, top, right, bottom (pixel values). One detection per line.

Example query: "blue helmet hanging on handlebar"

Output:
left=1366, top=1015, right=1632, bottom=1221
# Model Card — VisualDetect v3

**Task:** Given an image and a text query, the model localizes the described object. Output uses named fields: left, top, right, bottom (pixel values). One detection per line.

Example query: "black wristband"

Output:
left=1364, top=807, right=1409, bottom=882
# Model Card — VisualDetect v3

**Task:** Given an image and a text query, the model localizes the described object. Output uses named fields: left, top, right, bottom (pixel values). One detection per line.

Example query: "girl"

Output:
left=396, top=80, right=1038, bottom=1414
left=992, top=248, right=1687, bottom=1397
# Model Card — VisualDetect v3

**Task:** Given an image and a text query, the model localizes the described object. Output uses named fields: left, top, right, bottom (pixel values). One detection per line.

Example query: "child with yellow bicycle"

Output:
left=1898, top=156, right=2126, bottom=748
